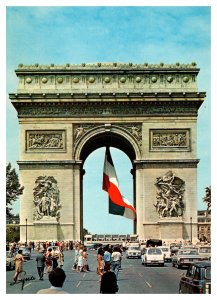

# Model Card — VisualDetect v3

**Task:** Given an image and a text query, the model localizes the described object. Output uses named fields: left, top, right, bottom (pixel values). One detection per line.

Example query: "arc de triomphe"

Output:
left=9, top=62, right=205, bottom=242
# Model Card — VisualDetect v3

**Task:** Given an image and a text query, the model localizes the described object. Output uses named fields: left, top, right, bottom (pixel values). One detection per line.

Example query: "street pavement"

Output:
left=6, top=249, right=185, bottom=294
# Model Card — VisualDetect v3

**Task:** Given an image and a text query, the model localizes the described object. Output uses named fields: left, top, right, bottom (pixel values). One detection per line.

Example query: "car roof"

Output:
left=191, top=261, right=211, bottom=268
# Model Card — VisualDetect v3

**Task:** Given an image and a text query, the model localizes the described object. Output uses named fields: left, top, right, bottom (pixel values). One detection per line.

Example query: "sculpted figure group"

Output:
left=154, top=170, right=185, bottom=218
left=33, top=176, right=61, bottom=221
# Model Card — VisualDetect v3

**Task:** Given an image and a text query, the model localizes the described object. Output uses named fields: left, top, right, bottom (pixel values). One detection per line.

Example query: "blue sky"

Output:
left=6, top=5, right=211, bottom=234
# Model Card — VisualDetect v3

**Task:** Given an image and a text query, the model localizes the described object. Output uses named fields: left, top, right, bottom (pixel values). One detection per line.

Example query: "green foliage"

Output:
left=6, top=163, right=24, bottom=217
left=6, top=225, right=20, bottom=243
left=83, top=228, right=90, bottom=238
left=203, top=186, right=211, bottom=214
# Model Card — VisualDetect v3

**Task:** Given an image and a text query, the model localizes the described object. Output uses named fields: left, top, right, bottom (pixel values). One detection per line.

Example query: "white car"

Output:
left=6, top=251, right=15, bottom=271
left=197, top=246, right=211, bottom=261
left=158, top=246, right=172, bottom=262
left=126, top=246, right=141, bottom=258
left=144, top=247, right=164, bottom=266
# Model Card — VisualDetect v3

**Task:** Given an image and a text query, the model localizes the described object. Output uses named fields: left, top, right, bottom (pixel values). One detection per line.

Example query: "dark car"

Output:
left=179, top=261, right=211, bottom=294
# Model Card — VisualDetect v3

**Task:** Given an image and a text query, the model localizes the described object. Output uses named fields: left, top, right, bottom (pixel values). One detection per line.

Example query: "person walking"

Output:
left=37, top=268, right=69, bottom=294
left=77, top=249, right=84, bottom=272
left=103, top=245, right=111, bottom=266
left=100, top=263, right=119, bottom=294
left=13, top=249, right=25, bottom=282
left=82, top=247, right=89, bottom=272
left=36, top=250, right=46, bottom=280
left=111, top=246, right=122, bottom=280
left=72, top=244, right=79, bottom=270
left=58, top=248, right=64, bottom=269
left=51, top=247, right=58, bottom=269
left=45, top=248, right=53, bottom=273
left=97, top=247, right=105, bottom=282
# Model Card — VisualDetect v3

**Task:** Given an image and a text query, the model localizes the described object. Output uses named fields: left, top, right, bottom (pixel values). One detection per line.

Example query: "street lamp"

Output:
left=190, top=217, right=192, bottom=243
left=25, top=218, right=27, bottom=246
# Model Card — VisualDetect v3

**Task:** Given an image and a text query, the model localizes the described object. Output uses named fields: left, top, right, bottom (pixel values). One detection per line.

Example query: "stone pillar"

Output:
left=73, top=162, right=82, bottom=241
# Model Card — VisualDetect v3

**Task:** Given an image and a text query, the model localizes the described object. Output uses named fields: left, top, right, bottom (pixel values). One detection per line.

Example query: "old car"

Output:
left=158, top=246, right=172, bottom=262
left=47, top=246, right=60, bottom=257
left=126, top=246, right=141, bottom=259
left=172, top=248, right=201, bottom=269
left=179, top=261, right=211, bottom=294
left=6, top=251, right=16, bottom=270
left=18, top=246, right=31, bottom=260
left=144, top=247, right=164, bottom=266
left=197, top=246, right=211, bottom=261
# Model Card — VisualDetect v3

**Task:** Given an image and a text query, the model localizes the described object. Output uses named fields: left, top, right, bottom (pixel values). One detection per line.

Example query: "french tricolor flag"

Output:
left=102, top=147, right=136, bottom=221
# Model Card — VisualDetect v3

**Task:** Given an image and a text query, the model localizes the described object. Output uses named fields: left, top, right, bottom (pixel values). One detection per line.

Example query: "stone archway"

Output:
left=9, top=62, right=205, bottom=243
left=74, top=126, right=140, bottom=238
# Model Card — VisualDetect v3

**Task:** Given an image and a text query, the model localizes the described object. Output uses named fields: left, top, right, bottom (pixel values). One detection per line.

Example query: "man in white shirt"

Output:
left=111, top=246, right=122, bottom=279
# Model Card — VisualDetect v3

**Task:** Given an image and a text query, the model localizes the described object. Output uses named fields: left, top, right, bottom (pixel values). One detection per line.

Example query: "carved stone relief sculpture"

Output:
left=26, top=130, right=65, bottom=151
left=150, top=129, right=190, bottom=151
left=33, top=176, right=61, bottom=221
left=154, top=170, right=185, bottom=218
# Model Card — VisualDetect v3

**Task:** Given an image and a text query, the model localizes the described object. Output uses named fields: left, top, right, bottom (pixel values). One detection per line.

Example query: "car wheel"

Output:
left=177, top=264, right=181, bottom=269
left=161, top=263, right=164, bottom=267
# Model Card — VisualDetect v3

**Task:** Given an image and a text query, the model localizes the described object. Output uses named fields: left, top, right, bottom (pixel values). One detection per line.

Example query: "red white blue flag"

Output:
left=102, top=147, right=136, bottom=221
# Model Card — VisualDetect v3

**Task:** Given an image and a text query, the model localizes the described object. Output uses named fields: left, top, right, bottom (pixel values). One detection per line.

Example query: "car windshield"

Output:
left=199, top=247, right=211, bottom=253
left=160, top=248, right=169, bottom=252
left=179, top=250, right=198, bottom=255
left=148, top=249, right=162, bottom=255
left=204, top=267, right=211, bottom=280
left=128, top=247, right=140, bottom=250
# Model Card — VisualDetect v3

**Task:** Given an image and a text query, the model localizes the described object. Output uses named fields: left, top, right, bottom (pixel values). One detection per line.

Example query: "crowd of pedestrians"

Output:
left=8, top=239, right=124, bottom=294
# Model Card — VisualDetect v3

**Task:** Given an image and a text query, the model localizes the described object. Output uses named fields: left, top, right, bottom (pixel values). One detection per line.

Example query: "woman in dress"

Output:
left=83, top=247, right=89, bottom=272
left=58, top=248, right=64, bottom=269
left=77, top=249, right=84, bottom=272
left=45, top=248, right=53, bottom=273
left=97, top=247, right=105, bottom=282
left=13, top=249, right=25, bottom=282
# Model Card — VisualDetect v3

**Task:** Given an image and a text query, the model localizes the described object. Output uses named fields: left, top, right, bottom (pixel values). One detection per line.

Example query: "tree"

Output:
left=203, top=186, right=211, bottom=215
left=6, top=163, right=24, bottom=217
left=83, top=228, right=90, bottom=238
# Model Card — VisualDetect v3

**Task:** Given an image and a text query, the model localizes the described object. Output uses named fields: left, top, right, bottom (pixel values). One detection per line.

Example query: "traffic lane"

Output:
left=119, top=256, right=184, bottom=294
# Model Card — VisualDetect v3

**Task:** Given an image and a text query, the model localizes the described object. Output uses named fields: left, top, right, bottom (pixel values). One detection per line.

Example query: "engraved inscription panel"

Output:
left=26, top=130, right=66, bottom=152
left=150, top=129, right=190, bottom=151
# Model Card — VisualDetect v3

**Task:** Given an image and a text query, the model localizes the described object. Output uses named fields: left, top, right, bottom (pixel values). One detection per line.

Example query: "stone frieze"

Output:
left=17, top=102, right=199, bottom=117
left=26, top=130, right=66, bottom=152
left=150, top=129, right=190, bottom=151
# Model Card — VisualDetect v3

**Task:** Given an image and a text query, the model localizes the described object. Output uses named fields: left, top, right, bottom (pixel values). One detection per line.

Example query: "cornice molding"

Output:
left=9, top=91, right=206, bottom=100
left=134, top=159, right=200, bottom=168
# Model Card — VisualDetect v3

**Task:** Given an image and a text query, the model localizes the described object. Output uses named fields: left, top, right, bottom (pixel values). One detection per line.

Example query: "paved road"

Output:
left=6, top=249, right=185, bottom=294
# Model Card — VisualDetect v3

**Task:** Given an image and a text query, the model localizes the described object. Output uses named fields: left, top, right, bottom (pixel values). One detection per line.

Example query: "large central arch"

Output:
left=9, top=62, right=205, bottom=242
left=75, top=125, right=140, bottom=237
